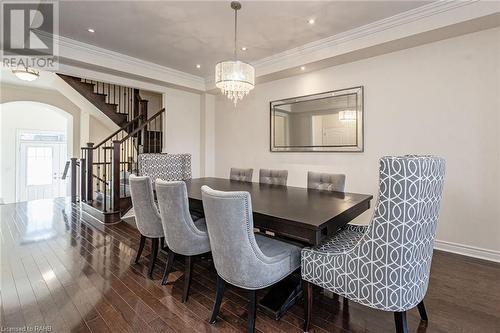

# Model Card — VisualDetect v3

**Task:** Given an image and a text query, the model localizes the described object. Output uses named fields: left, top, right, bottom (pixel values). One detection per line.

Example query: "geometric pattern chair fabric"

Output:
left=138, top=153, right=192, bottom=183
left=230, top=167, right=253, bottom=182
left=301, top=155, right=446, bottom=333
left=307, top=171, right=346, bottom=192
left=259, top=169, right=288, bottom=186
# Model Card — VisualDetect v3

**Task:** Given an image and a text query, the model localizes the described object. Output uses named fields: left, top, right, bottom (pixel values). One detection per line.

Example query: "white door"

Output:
left=17, top=141, right=67, bottom=202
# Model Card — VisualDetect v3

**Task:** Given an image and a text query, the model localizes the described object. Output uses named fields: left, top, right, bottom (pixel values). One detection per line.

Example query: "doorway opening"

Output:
left=1, top=101, right=73, bottom=204
left=16, top=131, right=68, bottom=202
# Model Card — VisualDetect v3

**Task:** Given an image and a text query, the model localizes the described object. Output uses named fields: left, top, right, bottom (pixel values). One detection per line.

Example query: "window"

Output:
left=26, top=147, right=53, bottom=185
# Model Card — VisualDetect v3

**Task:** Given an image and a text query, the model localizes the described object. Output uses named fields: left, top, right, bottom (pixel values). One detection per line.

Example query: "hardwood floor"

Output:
left=1, top=198, right=499, bottom=333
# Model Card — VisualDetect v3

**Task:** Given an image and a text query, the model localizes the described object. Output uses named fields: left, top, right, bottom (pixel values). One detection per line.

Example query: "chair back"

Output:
left=358, top=155, right=445, bottom=310
left=155, top=180, right=210, bottom=255
left=201, top=186, right=274, bottom=289
left=138, top=153, right=191, bottom=183
left=230, top=168, right=253, bottom=182
left=129, top=175, right=163, bottom=238
left=307, top=171, right=346, bottom=192
left=259, top=169, right=288, bottom=185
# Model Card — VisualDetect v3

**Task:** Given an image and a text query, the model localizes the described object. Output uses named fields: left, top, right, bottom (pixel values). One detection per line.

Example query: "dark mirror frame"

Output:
left=270, top=86, right=364, bottom=152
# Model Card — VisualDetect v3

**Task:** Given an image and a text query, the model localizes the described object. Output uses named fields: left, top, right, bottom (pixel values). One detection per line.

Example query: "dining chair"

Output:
left=155, top=180, right=211, bottom=303
left=301, top=155, right=446, bottom=333
left=129, top=175, right=165, bottom=278
left=259, top=168, right=288, bottom=185
left=307, top=171, right=346, bottom=192
left=201, top=186, right=301, bottom=333
left=230, top=167, right=253, bottom=182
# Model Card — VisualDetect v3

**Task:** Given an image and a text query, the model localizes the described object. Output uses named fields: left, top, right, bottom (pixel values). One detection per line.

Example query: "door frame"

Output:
left=15, top=129, right=69, bottom=202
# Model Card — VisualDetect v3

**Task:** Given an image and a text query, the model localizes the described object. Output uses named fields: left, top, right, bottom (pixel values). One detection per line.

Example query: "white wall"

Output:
left=213, top=28, right=500, bottom=255
left=164, top=88, right=202, bottom=178
left=0, top=84, right=81, bottom=154
left=0, top=102, right=70, bottom=203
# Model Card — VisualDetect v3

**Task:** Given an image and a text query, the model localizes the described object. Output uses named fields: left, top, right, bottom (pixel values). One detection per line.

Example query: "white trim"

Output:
left=252, top=1, right=475, bottom=69
left=434, top=240, right=500, bottom=263
left=35, top=30, right=206, bottom=92
left=206, top=0, right=499, bottom=88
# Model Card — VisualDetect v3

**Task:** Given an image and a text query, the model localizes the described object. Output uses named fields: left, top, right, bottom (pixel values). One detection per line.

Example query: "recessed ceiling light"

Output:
left=308, top=18, right=315, bottom=25
left=196, top=64, right=201, bottom=69
left=300, top=66, right=306, bottom=71
left=87, top=28, right=95, bottom=33
left=241, top=46, right=247, bottom=51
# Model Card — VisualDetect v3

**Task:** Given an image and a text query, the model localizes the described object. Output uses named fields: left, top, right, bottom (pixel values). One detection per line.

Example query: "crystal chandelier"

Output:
left=215, top=1, right=255, bottom=105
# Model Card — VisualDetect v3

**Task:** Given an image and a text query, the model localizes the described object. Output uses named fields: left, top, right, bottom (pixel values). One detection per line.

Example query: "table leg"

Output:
left=258, top=271, right=302, bottom=320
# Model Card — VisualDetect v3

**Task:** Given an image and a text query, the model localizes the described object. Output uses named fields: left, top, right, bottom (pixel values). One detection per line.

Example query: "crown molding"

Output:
left=206, top=0, right=498, bottom=88
left=36, top=30, right=206, bottom=92
left=252, top=1, right=476, bottom=70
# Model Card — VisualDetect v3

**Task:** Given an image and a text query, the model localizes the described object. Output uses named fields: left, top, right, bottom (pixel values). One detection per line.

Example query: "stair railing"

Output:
left=80, top=108, right=165, bottom=213
left=80, top=113, right=144, bottom=211
left=81, top=79, right=136, bottom=122
left=110, top=108, right=165, bottom=211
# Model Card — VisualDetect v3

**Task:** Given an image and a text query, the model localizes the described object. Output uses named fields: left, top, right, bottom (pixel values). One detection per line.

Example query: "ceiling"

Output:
left=53, top=1, right=431, bottom=78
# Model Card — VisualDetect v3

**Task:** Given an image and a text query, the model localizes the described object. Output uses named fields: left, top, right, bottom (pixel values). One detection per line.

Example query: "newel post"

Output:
left=70, top=158, right=78, bottom=203
left=112, top=140, right=121, bottom=212
left=85, top=143, right=94, bottom=201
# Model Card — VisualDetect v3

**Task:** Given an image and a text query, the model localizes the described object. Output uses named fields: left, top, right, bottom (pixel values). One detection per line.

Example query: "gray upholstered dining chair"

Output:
left=259, top=168, right=288, bottom=185
left=129, top=175, right=165, bottom=278
left=301, top=155, right=446, bottom=333
left=201, top=186, right=301, bottom=333
left=229, top=167, right=253, bottom=182
left=307, top=171, right=346, bottom=192
left=155, top=180, right=211, bottom=303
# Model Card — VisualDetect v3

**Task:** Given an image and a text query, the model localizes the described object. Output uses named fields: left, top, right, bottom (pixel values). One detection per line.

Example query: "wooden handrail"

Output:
left=92, top=113, right=144, bottom=149
left=119, top=108, right=165, bottom=143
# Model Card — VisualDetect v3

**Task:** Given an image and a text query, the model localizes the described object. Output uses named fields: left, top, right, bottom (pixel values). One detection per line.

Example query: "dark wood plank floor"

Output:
left=1, top=198, right=499, bottom=333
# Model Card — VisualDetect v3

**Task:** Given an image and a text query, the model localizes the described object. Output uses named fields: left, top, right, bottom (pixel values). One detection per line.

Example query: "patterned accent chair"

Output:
left=201, top=186, right=301, bottom=333
left=155, top=180, right=211, bottom=303
left=138, top=153, right=192, bottom=182
left=137, top=153, right=203, bottom=218
left=307, top=171, right=346, bottom=192
left=129, top=175, right=165, bottom=278
left=259, top=169, right=288, bottom=186
left=301, top=156, right=446, bottom=333
left=230, top=168, right=253, bottom=182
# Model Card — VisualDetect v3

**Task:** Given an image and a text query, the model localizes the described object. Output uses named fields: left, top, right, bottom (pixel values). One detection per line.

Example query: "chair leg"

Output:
left=148, top=238, right=159, bottom=278
left=135, top=235, right=146, bottom=264
left=417, top=300, right=428, bottom=321
left=182, top=256, right=193, bottom=303
left=209, top=274, right=225, bottom=324
left=303, top=280, right=312, bottom=333
left=161, top=249, right=175, bottom=285
left=247, top=290, right=257, bottom=333
left=394, top=311, right=408, bottom=333
left=160, top=237, right=166, bottom=250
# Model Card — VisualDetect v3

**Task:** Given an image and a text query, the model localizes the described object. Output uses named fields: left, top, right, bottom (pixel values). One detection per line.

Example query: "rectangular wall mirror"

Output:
left=270, top=86, right=364, bottom=152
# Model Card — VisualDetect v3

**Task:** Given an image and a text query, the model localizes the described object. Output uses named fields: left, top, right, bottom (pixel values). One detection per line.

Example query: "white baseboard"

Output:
left=434, top=240, right=500, bottom=263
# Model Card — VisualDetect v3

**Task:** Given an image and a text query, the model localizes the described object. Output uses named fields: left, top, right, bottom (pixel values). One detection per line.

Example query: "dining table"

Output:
left=185, top=177, right=373, bottom=319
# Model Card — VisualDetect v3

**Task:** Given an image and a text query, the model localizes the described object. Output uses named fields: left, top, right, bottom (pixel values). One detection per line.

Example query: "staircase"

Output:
left=62, top=74, right=165, bottom=223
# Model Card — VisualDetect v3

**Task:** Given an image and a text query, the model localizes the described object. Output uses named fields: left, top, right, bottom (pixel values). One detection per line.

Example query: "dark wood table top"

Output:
left=185, top=177, right=373, bottom=232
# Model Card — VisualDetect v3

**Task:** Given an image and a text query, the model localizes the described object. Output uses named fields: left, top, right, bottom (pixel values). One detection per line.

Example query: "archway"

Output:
left=0, top=101, right=73, bottom=203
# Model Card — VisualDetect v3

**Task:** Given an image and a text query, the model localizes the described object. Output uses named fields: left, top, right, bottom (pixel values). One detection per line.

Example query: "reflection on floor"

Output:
left=1, top=198, right=499, bottom=332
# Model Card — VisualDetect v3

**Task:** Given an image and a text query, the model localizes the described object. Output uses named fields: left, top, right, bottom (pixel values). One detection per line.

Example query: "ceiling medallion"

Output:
left=215, top=1, right=255, bottom=106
